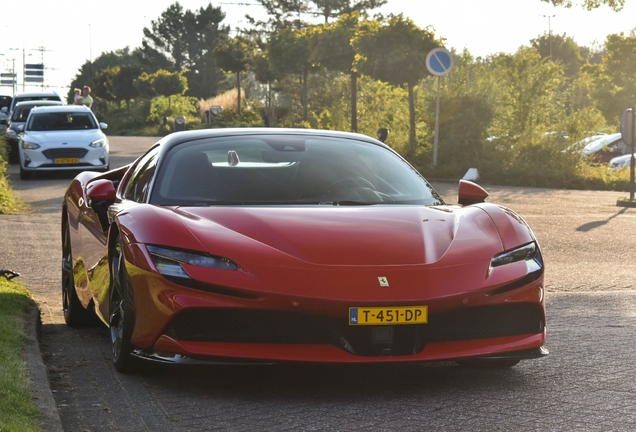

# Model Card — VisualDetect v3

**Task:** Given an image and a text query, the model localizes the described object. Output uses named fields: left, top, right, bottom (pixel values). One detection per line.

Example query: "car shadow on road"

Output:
left=41, top=322, right=537, bottom=407
left=576, top=207, right=628, bottom=232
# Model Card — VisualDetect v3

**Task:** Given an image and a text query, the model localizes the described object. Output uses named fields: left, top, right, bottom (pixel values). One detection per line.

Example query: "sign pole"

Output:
left=426, top=48, right=454, bottom=168
left=433, top=76, right=441, bottom=167
left=620, top=107, right=636, bottom=204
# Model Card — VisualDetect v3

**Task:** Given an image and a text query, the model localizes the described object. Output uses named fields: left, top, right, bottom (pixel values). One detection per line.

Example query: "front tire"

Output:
left=109, top=235, right=136, bottom=373
left=19, top=165, right=34, bottom=180
left=62, top=219, right=94, bottom=326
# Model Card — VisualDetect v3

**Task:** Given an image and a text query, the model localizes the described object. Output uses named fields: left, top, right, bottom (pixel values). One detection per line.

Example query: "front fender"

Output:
left=475, top=203, right=536, bottom=251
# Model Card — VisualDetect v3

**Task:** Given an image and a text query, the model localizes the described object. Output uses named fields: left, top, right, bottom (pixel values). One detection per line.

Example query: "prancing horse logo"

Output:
left=378, top=277, right=389, bottom=287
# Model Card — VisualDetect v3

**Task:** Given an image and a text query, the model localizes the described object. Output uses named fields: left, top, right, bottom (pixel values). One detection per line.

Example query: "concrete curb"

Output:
left=24, top=304, right=63, bottom=432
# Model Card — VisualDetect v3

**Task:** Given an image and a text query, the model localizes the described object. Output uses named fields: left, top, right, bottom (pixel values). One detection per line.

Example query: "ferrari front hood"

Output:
left=177, top=205, right=502, bottom=267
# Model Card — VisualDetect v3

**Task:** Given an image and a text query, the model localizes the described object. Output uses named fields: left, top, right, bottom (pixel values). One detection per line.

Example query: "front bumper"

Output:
left=123, top=253, right=547, bottom=365
left=21, top=146, right=109, bottom=171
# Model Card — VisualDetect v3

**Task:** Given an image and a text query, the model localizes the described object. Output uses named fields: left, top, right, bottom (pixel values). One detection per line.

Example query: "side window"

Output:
left=123, top=146, right=160, bottom=203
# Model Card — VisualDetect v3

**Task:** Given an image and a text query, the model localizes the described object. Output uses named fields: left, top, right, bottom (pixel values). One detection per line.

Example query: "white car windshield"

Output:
left=27, top=112, right=98, bottom=131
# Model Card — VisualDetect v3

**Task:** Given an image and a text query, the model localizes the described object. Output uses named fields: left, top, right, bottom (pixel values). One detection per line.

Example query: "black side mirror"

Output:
left=377, top=128, right=389, bottom=143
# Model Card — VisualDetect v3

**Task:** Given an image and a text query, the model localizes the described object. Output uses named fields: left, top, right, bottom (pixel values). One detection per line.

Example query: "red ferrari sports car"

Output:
left=62, top=128, right=547, bottom=373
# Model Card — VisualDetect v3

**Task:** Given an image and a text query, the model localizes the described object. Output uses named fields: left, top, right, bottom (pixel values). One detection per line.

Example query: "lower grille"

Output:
left=164, top=303, right=544, bottom=357
left=42, top=148, right=88, bottom=159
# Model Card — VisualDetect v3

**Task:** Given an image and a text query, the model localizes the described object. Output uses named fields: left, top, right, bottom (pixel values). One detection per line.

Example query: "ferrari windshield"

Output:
left=151, top=134, right=444, bottom=206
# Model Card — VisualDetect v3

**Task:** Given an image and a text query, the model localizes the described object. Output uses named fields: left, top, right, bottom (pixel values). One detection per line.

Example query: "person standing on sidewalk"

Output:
left=81, top=86, right=93, bottom=109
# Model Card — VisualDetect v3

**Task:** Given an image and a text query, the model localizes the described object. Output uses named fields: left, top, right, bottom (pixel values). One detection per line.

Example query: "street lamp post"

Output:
left=542, top=14, right=556, bottom=58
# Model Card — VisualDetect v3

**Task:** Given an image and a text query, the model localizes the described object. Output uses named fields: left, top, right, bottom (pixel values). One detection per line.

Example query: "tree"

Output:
left=253, top=52, right=280, bottom=126
left=531, top=33, right=587, bottom=78
left=310, top=0, right=387, bottom=23
left=113, top=65, right=142, bottom=109
left=141, top=2, right=229, bottom=98
left=312, top=13, right=361, bottom=131
left=268, top=28, right=313, bottom=121
left=248, top=0, right=385, bottom=33
left=355, top=15, right=440, bottom=152
left=590, top=33, right=636, bottom=122
left=542, top=0, right=625, bottom=10
left=134, top=69, right=188, bottom=98
left=214, top=36, right=256, bottom=121
left=68, top=47, right=142, bottom=103
left=489, top=47, right=564, bottom=139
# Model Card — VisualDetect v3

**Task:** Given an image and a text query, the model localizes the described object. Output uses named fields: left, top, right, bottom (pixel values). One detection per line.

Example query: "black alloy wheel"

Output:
left=62, top=219, right=93, bottom=326
left=109, top=235, right=136, bottom=373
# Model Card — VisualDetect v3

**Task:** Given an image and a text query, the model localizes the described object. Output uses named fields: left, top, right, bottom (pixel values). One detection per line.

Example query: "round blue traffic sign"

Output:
left=426, top=48, right=454, bottom=76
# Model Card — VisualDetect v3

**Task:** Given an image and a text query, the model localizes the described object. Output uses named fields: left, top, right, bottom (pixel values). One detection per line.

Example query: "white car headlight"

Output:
left=90, top=138, right=106, bottom=148
left=6, top=129, right=17, bottom=139
left=21, top=141, right=40, bottom=149
left=147, top=245, right=238, bottom=279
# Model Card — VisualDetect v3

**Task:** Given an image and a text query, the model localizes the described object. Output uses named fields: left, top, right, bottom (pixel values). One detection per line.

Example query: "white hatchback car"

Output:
left=18, top=105, right=109, bottom=179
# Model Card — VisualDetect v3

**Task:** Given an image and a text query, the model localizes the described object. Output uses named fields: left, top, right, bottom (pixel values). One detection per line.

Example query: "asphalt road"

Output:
left=2, top=136, right=636, bottom=431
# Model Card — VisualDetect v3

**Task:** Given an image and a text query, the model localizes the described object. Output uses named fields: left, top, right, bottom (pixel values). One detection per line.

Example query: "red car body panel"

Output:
left=62, top=129, right=546, bottom=366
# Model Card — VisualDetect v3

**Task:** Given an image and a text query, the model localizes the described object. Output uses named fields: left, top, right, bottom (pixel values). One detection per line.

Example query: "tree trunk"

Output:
left=408, top=83, right=416, bottom=153
left=302, top=66, right=308, bottom=122
left=351, top=73, right=358, bottom=133
left=268, top=81, right=274, bottom=127
left=237, top=72, right=242, bottom=122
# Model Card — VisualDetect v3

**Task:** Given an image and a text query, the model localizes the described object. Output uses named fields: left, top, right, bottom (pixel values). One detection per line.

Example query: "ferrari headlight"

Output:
left=491, top=242, right=538, bottom=268
left=21, top=141, right=40, bottom=149
left=90, top=138, right=106, bottom=148
left=147, top=245, right=238, bottom=278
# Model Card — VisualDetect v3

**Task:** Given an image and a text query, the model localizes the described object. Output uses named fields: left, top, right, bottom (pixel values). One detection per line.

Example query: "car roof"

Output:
left=14, top=100, right=64, bottom=108
left=13, top=91, right=61, bottom=98
left=153, top=127, right=389, bottom=159
left=583, top=132, right=622, bottom=153
left=29, top=105, right=93, bottom=113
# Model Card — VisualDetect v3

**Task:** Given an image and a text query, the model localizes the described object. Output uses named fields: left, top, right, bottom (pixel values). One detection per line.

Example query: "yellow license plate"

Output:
left=54, top=158, right=79, bottom=165
left=349, top=306, right=428, bottom=325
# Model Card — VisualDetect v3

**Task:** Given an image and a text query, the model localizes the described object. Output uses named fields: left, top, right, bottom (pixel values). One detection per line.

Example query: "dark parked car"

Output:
left=5, top=100, right=64, bottom=163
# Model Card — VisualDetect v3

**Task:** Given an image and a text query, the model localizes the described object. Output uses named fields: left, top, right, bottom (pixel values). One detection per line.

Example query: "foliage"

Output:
left=489, top=47, right=564, bottom=139
left=58, top=6, right=636, bottom=192
left=209, top=108, right=263, bottom=128
left=268, top=28, right=312, bottom=77
left=355, top=15, right=440, bottom=152
left=141, top=2, right=230, bottom=98
left=541, top=0, right=625, bottom=10
left=600, top=33, right=636, bottom=120
left=311, top=0, right=387, bottom=23
left=248, top=0, right=386, bottom=33
left=531, top=33, right=588, bottom=78
left=0, top=136, right=26, bottom=214
left=268, top=28, right=313, bottom=120
left=134, top=69, right=188, bottom=98
left=67, top=47, right=143, bottom=104
left=0, top=278, right=39, bottom=431
left=312, top=13, right=361, bottom=131
left=147, top=94, right=200, bottom=123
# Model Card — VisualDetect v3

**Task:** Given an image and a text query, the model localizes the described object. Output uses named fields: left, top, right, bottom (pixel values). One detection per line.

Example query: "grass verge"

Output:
left=0, top=278, right=40, bottom=431
left=0, top=136, right=27, bottom=214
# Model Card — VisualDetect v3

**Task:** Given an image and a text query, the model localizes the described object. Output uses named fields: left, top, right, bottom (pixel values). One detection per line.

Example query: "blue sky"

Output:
left=1, top=0, right=635, bottom=96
